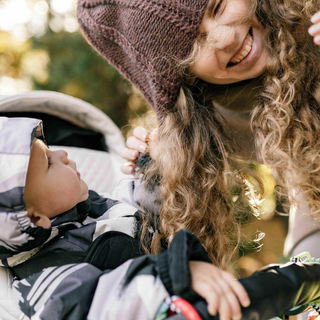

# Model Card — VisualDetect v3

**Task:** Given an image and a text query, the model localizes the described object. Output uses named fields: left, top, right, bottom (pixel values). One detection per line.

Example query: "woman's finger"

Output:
left=126, top=136, right=148, bottom=153
left=221, top=287, right=242, bottom=320
left=221, top=271, right=250, bottom=308
left=212, top=273, right=242, bottom=320
left=218, top=292, right=233, bottom=320
left=311, top=11, right=320, bottom=24
left=205, top=287, right=219, bottom=316
left=120, top=161, right=137, bottom=174
left=119, top=147, right=139, bottom=161
left=308, top=22, right=320, bottom=37
left=314, top=35, right=320, bottom=45
left=132, top=126, right=149, bottom=142
left=193, top=281, right=220, bottom=316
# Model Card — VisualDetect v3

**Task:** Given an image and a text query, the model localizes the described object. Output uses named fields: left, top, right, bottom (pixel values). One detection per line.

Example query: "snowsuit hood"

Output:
left=0, top=117, right=52, bottom=266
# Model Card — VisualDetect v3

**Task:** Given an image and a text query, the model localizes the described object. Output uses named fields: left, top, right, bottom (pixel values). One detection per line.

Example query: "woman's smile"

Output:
left=191, top=0, right=269, bottom=85
left=228, top=28, right=253, bottom=66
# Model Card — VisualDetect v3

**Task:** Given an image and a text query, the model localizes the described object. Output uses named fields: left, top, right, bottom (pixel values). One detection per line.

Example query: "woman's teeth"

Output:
left=230, top=33, right=253, bottom=65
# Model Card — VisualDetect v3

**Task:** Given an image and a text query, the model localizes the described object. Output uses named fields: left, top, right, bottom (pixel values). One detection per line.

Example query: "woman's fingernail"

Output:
left=122, top=164, right=134, bottom=174
left=314, top=35, right=320, bottom=45
left=123, top=162, right=132, bottom=167
left=139, top=144, right=146, bottom=153
left=131, top=150, right=138, bottom=158
left=308, top=25, right=316, bottom=35
left=208, top=307, right=216, bottom=316
left=242, top=299, right=250, bottom=308
left=311, top=13, right=320, bottom=23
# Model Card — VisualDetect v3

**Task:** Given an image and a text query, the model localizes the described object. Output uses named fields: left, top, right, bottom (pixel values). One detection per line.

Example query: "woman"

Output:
left=77, top=0, right=320, bottom=269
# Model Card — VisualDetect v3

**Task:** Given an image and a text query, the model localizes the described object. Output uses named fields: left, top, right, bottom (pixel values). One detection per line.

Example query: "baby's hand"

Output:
left=309, top=11, right=320, bottom=45
left=120, top=127, right=157, bottom=174
left=189, top=261, right=250, bottom=320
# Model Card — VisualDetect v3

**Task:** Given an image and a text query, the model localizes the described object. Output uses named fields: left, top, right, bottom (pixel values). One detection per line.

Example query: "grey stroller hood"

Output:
left=0, top=91, right=126, bottom=268
left=0, top=90, right=125, bottom=155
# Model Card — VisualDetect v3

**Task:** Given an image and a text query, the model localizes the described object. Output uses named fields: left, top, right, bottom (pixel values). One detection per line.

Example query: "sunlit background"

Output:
left=0, top=0, right=150, bottom=129
left=0, top=0, right=288, bottom=276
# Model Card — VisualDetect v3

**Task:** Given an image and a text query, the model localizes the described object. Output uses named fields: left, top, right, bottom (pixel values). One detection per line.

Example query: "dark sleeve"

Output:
left=12, top=229, right=205, bottom=320
left=156, top=228, right=211, bottom=303
left=13, top=229, right=320, bottom=320
left=239, top=262, right=320, bottom=320
left=191, top=262, right=320, bottom=320
left=87, top=189, right=122, bottom=218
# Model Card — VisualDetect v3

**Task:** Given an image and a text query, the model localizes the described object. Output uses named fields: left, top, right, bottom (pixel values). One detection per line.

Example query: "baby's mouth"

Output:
left=227, top=28, right=253, bottom=67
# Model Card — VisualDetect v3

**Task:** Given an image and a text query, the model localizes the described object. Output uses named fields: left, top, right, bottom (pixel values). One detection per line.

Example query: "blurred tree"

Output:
left=0, top=0, right=151, bottom=131
left=31, top=31, right=150, bottom=130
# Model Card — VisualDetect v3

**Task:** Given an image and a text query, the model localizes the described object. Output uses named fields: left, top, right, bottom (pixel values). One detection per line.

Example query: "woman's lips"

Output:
left=228, top=29, right=253, bottom=67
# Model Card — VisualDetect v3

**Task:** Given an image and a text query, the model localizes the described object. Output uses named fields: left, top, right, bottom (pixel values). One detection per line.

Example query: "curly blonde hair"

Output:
left=252, top=0, right=320, bottom=218
left=140, top=0, right=320, bottom=269
left=141, top=86, right=247, bottom=269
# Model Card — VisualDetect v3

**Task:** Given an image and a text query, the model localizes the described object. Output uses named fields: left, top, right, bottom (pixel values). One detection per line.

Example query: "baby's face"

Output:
left=24, top=138, right=88, bottom=226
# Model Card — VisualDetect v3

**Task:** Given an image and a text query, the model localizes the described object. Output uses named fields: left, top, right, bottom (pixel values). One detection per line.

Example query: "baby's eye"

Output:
left=48, top=156, right=52, bottom=168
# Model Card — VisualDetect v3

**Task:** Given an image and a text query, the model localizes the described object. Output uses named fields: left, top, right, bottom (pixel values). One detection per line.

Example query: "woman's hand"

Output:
left=120, top=127, right=157, bottom=174
left=189, top=261, right=250, bottom=320
left=309, top=11, right=320, bottom=45
left=120, top=127, right=149, bottom=174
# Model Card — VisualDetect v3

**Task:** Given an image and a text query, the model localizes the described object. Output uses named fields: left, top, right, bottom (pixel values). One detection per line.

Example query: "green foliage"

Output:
left=31, top=30, right=141, bottom=129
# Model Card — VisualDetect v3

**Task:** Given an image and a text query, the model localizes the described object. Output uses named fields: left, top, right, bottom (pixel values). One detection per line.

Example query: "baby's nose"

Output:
left=54, top=149, right=69, bottom=164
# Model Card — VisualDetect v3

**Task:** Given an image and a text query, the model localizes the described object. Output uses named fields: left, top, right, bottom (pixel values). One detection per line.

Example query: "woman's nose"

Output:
left=212, top=25, right=237, bottom=51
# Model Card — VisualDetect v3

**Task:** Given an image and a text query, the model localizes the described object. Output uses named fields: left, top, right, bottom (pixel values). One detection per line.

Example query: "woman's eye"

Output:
left=48, top=156, right=52, bottom=168
left=213, top=0, right=223, bottom=16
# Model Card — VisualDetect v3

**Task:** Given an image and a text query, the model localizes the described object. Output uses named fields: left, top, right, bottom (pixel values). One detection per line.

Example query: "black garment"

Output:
left=85, top=231, right=144, bottom=270
left=11, top=190, right=143, bottom=279
left=0, top=112, right=108, bottom=151
left=15, top=229, right=320, bottom=320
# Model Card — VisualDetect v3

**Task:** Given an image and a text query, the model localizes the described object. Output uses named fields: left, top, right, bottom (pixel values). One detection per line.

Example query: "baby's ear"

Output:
left=27, top=209, right=51, bottom=229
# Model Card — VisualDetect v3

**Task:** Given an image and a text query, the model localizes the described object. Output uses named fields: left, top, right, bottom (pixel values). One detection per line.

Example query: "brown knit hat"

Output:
left=77, top=0, right=208, bottom=116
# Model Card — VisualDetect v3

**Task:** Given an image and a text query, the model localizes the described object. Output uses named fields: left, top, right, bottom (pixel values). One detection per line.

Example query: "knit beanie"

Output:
left=77, top=0, right=208, bottom=117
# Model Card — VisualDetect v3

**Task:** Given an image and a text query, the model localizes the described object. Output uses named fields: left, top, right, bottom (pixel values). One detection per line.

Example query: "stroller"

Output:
left=0, top=90, right=128, bottom=320
left=1, top=91, right=320, bottom=320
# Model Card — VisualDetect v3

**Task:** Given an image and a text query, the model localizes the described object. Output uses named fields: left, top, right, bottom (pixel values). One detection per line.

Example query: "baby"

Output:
left=0, top=116, right=251, bottom=320
left=0, top=116, right=143, bottom=279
